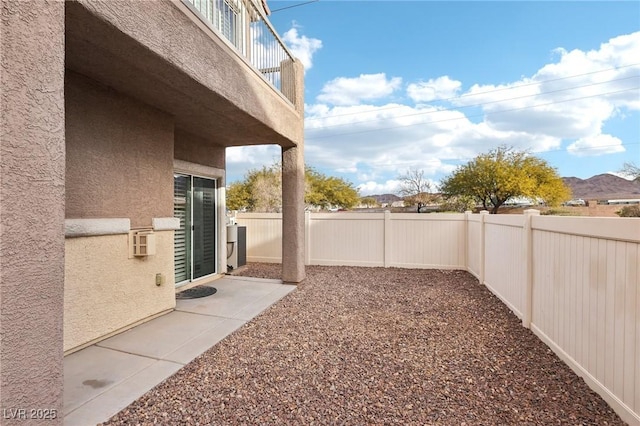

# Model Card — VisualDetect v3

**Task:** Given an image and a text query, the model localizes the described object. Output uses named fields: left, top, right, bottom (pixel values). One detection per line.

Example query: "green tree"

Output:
left=251, top=166, right=282, bottom=212
left=360, top=197, right=378, bottom=208
left=226, top=181, right=251, bottom=211
left=226, top=164, right=281, bottom=212
left=226, top=163, right=360, bottom=212
left=440, top=146, right=571, bottom=214
left=439, top=195, right=476, bottom=213
left=305, top=167, right=359, bottom=210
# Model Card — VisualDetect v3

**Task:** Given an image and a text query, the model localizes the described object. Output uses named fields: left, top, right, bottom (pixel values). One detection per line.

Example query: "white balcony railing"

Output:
left=184, top=0, right=297, bottom=105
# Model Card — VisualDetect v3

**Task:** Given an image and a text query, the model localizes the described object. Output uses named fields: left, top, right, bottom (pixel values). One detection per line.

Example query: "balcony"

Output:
left=184, top=0, right=298, bottom=106
left=65, top=0, right=303, bottom=148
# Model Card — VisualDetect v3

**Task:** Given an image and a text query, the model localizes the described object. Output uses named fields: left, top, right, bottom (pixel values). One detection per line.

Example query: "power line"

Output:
left=271, top=0, right=319, bottom=13
left=305, top=63, right=640, bottom=121
left=328, top=142, right=640, bottom=171
left=305, top=87, right=640, bottom=140
left=306, top=75, right=640, bottom=131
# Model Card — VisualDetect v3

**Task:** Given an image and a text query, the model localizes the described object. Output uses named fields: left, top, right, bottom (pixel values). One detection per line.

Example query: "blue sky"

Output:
left=226, top=1, right=640, bottom=195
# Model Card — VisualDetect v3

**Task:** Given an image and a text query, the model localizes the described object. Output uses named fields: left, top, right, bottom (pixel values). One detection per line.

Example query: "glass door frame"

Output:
left=174, top=173, right=219, bottom=288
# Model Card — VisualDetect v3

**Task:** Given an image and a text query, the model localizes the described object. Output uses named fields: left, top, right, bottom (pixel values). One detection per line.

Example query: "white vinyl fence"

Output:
left=235, top=211, right=640, bottom=425
left=529, top=215, right=639, bottom=426
left=238, top=211, right=466, bottom=269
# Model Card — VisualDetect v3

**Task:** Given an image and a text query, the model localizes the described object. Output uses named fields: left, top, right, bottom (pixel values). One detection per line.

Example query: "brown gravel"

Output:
left=104, top=264, right=624, bottom=425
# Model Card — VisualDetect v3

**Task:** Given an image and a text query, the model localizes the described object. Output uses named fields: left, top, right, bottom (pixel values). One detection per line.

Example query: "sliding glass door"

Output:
left=174, top=174, right=217, bottom=285
left=192, top=177, right=216, bottom=279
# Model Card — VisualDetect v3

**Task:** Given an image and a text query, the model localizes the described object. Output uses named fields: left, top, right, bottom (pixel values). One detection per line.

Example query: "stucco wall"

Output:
left=174, top=128, right=225, bottom=170
left=1, top=1, right=65, bottom=422
left=65, top=71, right=174, bottom=228
left=64, top=231, right=176, bottom=352
left=65, top=0, right=303, bottom=148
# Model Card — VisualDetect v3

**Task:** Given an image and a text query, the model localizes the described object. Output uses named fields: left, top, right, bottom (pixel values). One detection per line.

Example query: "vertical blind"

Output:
left=174, top=175, right=190, bottom=284
left=192, top=177, right=217, bottom=279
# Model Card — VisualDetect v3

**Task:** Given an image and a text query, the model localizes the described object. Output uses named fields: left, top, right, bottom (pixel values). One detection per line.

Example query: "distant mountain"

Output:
left=562, top=173, right=640, bottom=200
left=368, top=194, right=402, bottom=204
left=368, top=174, right=640, bottom=203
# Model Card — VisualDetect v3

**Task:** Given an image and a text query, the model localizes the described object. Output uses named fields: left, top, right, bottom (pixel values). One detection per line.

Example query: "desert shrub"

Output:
left=616, top=205, right=640, bottom=217
left=439, top=195, right=476, bottom=213
left=541, top=208, right=581, bottom=216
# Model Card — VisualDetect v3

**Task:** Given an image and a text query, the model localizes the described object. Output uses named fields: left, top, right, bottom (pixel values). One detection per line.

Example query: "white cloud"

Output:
left=607, top=171, right=637, bottom=181
left=304, top=100, right=563, bottom=181
left=407, top=76, right=462, bottom=102
left=567, top=134, right=625, bottom=157
left=357, top=180, right=403, bottom=196
left=226, top=145, right=281, bottom=183
left=453, top=32, right=640, bottom=142
left=232, top=32, right=638, bottom=194
left=282, top=26, right=322, bottom=71
left=607, top=172, right=636, bottom=181
left=304, top=33, right=640, bottom=183
left=317, top=73, right=402, bottom=106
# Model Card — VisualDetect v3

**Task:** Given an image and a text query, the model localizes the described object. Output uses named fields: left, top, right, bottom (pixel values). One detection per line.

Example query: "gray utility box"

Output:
left=226, top=225, right=246, bottom=270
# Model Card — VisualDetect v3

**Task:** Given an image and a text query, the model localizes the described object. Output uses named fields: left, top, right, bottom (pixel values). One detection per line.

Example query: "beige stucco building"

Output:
left=1, top=0, right=304, bottom=421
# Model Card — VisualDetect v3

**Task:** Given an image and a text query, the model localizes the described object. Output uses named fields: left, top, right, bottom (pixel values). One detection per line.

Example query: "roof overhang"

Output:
left=65, top=0, right=303, bottom=148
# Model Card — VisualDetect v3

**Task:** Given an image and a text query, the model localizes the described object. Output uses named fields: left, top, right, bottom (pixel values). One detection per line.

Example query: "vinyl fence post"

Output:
left=479, top=210, right=489, bottom=285
left=522, top=209, right=540, bottom=328
left=305, top=210, right=311, bottom=265
left=384, top=210, right=391, bottom=268
left=464, top=210, right=472, bottom=272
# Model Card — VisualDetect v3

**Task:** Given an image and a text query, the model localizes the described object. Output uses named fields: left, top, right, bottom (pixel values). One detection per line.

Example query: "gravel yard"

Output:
left=104, top=264, right=623, bottom=425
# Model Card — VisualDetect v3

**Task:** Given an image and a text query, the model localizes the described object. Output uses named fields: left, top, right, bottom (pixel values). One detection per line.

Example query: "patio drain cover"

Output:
left=176, top=286, right=217, bottom=299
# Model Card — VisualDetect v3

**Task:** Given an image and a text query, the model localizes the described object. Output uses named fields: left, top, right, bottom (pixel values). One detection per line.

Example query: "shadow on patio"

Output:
left=102, top=264, right=623, bottom=425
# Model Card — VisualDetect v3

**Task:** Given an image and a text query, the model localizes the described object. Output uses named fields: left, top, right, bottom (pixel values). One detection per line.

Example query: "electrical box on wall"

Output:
left=130, top=230, right=156, bottom=257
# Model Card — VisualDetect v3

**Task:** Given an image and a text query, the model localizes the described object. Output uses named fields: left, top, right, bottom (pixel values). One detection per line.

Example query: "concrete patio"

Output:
left=63, top=276, right=295, bottom=425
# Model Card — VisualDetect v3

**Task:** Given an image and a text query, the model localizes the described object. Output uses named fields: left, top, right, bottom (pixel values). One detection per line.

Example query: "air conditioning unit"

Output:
left=131, top=230, right=156, bottom=257
left=227, top=225, right=246, bottom=270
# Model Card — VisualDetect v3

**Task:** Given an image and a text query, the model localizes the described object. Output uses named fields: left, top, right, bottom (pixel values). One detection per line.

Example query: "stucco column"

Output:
left=1, top=1, right=65, bottom=423
left=281, top=145, right=305, bottom=282
left=281, top=59, right=305, bottom=283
